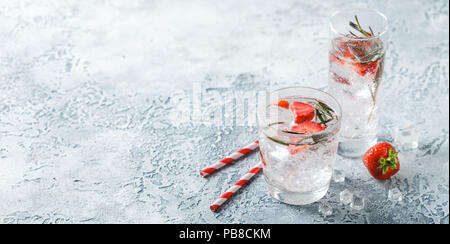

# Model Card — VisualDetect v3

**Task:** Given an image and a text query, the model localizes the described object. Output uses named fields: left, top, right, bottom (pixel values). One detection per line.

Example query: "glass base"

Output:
left=267, top=183, right=329, bottom=205
left=338, top=137, right=377, bottom=158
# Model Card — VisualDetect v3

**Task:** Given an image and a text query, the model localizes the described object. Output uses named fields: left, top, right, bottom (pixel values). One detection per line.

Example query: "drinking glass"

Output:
left=257, top=87, right=342, bottom=205
left=328, top=8, right=388, bottom=157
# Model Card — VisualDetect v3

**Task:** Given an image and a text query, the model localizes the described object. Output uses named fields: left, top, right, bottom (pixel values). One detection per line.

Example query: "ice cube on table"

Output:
left=318, top=202, right=333, bottom=217
left=350, top=195, right=365, bottom=211
left=339, top=189, right=353, bottom=205
left=388, top=187, right=403, bottom=202
left=394, top=124, right=419, bottom=151
left=332, top=169, right=345, bottom=183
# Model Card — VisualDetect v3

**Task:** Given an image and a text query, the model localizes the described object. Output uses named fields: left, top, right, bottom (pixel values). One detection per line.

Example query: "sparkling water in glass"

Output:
left=257, top=87, right=342, bottom=205
left=328, top=8, right=388, bottom=157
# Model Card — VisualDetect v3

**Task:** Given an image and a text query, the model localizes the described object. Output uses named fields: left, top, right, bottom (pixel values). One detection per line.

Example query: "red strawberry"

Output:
left=362, top=143, right=400, bottom=180
left=288, top=144, right=309, bottom=154
left=331, top=71, right=351, bottom=85
left=352, top=59, right=379, bottom=77
left=332, top=40, right=354, bottom=60
left=329, top=53, right=351, bottom=85
left=291, top=121, right=325, bottom=134
left=330, top=38, right=381, bottom=79
left=291, top=101, right=315, bottom=124
left=276, top=100, right=290, bottom=109
left=286, top=121, right=325, bottom=155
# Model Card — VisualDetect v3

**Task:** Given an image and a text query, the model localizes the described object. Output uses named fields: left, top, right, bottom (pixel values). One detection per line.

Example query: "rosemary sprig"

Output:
left=349, top=15, right=372, bottom=38
left=346, top=15, right=385, bottom=122
left=282, top=131, right=306, bottom=135
left=263, top=100, right=336, bottom=147
left=263, top=132, right=311, bottom=146
left=348, top=15, right=383, bottom=56
left=316, top=108, right=327, bottom=125
left=349, top=31, right=358, bottom=37
left=318, top=101, right=334, bottom=117
left=369, top=26, right=375, bottom=36
left=367, top=58, right=384, bottom=121
left=308, top=100, right=336, bottom=126
left=268, top=121, right=285, bottom=126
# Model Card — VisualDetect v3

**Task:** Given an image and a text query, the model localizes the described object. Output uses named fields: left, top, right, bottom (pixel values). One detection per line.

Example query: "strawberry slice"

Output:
left=286, top=121, right=325, bottom=155
left=276, top=100, right=290, bottom=109
left=331, top=71, right=351, bottom=85
left=288, top=145, right=309, bottom=155
left=291, top=101, right=315, bottom=124
left=332, top=58, right=380, bottom=79
left=331, top=38, right=381, bottom=79
left=291, top=121, right=325, bottom=134
left=352, top=59, right=379, bottom=78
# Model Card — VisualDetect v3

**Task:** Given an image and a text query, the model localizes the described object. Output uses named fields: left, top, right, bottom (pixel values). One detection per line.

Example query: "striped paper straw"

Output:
left=200, top=140, right=259, bottom=177
left=210, top=162, right=263, bottom=212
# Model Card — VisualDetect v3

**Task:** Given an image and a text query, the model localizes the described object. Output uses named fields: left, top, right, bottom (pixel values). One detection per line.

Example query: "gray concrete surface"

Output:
left=0, top=0, right=448, bottom=223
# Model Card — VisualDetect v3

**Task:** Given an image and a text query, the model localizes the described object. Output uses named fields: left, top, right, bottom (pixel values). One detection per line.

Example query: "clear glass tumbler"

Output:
left=328, top=8, right=388, bottom=157
left=257, top=87, right=342, bottom=205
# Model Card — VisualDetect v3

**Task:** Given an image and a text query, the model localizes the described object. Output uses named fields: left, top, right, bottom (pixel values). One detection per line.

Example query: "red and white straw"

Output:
left=200, top=140, right=259, bottom=177
left=210, top=162, right=263, bottom=212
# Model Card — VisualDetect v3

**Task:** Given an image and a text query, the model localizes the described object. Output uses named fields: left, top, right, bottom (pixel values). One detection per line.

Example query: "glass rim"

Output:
left=329, top=7, right=389, bottom=41
left=257, top=86, right=342, bottom=139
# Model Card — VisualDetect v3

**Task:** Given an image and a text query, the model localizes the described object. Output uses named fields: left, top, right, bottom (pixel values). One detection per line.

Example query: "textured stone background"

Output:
left=0, top=0, right=448, bottom=223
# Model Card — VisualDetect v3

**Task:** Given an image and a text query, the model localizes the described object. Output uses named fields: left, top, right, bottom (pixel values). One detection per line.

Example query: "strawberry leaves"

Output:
left=377, top=148, right=399, bottom=174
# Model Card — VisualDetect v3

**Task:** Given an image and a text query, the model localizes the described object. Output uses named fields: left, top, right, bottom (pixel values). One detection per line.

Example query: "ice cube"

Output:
left=318, top=202, right=333, bottom=217
left=350, top=195, right=365, bottom=211
left=332, top=169, right=345, bottom=183
left=394, top=124, right=419, bottom=151
left=268, top=145, right=290, bottom=162
left=339, top=189, right=353, bottom=205
left=388, top=187, right=403, bottom=202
